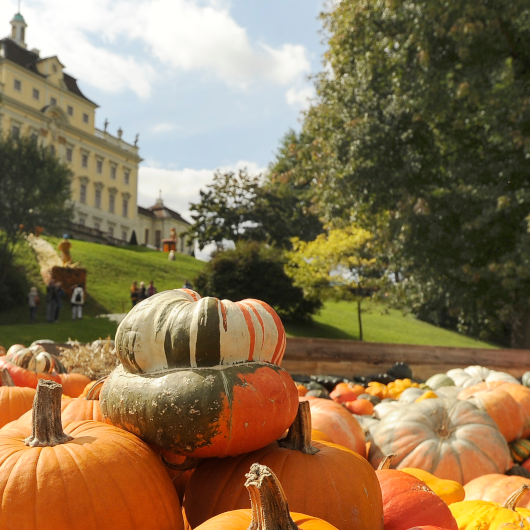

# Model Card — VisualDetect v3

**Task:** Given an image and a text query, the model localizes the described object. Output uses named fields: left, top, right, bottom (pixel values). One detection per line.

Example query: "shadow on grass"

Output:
left=284, top=320, right=358, bottom=341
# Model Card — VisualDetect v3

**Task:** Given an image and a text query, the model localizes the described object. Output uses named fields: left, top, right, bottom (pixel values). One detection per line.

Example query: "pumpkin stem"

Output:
left=85, top=376, right=107, bottom=401
left=160, top=454, right=201, bottom=472
left=278, top=401, right=319, bottom=455
left=245, top=464, right=298, bottom=530
left=503, top=484, right=529, bottom=510
left=24, top=380, right=73, bottom=447
left=378, top=454, right=397, bottom=470
left=0, top=367, right=15, bottom=387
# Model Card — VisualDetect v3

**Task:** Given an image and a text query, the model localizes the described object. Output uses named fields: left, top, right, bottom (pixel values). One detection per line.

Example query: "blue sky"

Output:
left=1, top=0, right=326, bottom=234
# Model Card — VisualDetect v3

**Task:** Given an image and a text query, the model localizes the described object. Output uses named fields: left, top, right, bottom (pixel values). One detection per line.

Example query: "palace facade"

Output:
left=0, top=12, right=193, bottom=254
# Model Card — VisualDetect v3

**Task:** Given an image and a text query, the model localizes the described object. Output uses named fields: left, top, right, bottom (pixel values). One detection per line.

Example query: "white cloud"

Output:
left=152, top=123, right=176, bottom=133
left=138, top=160, right=265, bottom=260
left=0, top=0, right=310, bottom=96
left=286, top=85, right=316, bottom=110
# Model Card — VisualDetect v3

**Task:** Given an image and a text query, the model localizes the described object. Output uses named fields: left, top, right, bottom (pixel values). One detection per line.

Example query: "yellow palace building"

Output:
left=0, top=12, right=193, bottom=253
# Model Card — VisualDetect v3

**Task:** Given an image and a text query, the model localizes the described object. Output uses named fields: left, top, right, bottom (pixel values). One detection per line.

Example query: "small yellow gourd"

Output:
left=449, top=485, right=530, bottom=529
left=415, top=390, right=438, bottom=403
left=401, top=467, right=464, bottom=504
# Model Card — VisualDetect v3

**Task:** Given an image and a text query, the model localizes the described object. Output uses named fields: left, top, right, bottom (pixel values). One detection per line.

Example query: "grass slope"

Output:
left=0, top=238, right=496, bottom=349
left=285, top=300, right=497, bottom=349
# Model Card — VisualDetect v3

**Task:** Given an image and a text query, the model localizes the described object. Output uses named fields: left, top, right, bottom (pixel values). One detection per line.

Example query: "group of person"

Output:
left=27, top=281, right=85, bottom=324
left=130, top=280, right=158, bottom=307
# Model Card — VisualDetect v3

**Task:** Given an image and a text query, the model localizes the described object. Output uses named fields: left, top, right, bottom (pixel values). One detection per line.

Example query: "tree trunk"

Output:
left=358, top=299, right=363, bottom=341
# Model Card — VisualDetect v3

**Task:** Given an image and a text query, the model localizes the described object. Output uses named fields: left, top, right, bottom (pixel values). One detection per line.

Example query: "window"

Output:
left=78, top=217, right=85, bottom=226
left=96, top=159, right=103, bottom=174
left=67, top=105, right=73, bottom=116
left=83, top=113, right=89, bottom=124
left=95, top=189, right=101, bottom=208
left=155, top=230, right=161, bottom=249
left=122, top=230, right=127, bottom=241
left=14, top=79, right=21, bottom=91
left=124, top=170, right=130, bottom=185
left=52, top=64, right=57, bottom=73
left=110, top=165, right=116, bottom=179
left=32, top=88, right=39, bottom=100
left=108, top=226, right=114, bottom=237
left=81, top=154, right=88, bottom=168
left=66, top=147, right=73, bottom=162
left=144, top=229, right=149, bottom=245
left=109, top=194, right=115, bottom=213
left=180, top=235, right=185, bottom=252
left=30, top=132, right=39, bottom=142
left=49, top=145, right=56, bottom=156
left=11, top=125, right=20, bottom=138
left=80, top=184, right=87, bottom=204
left=122, top=199, right=128, bottom=217
left=94, top=221, right=100, bottom=230
left=50, top=97, right=57, bottom=106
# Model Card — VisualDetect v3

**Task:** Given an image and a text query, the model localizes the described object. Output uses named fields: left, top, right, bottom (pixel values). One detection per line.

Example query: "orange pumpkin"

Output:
left=297, top=384, right=308, bottom=396
left=0, top=367, right=36, bottom=428
left=463, top=474, right=530, bottom=507
left=459, top=381, right=530, bottom=438
left=0, top=346, right=6, bottom=356
left=184, top=401, right=383, bottom=530
left=344, top=399, right=374, bottom=416
left=57, top=372, right=92, bottom=398
left=194, top=464, right=339, bottom=530
left=152, top=447, right=195, bottom=503
left=300, top=397, right=366, bottom=455
left=0, top=379, right=184, bottom=530
left=330, top=383, right=360, bottom=403
left=377, top=458, right=458, bottom=530
left=79, top=378, right=106, bottom=399
left=457, top=384, right=524, bottom=442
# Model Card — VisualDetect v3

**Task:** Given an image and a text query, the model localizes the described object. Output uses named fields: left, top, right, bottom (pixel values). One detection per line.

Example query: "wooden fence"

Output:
left=282, top=338, right=530, bottom=379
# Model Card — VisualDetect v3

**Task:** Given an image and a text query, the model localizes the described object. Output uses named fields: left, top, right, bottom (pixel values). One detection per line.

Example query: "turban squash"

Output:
left=101, top=289, right=298, bottom=458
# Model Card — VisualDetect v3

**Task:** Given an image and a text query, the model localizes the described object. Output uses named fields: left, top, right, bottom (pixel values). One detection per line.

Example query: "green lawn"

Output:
left=0, top=237, right=497, bottom=349
left=285, top=300, right=497, bottom=349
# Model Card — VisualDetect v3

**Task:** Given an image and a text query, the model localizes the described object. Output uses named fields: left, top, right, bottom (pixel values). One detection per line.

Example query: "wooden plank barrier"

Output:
left=282, top=337, right=530, bottom=380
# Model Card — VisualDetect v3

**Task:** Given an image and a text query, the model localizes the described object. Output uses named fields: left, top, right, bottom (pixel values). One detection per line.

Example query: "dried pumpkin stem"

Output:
left=245, top=464, right=298, bottom=530
left=378, top=454, right=397, bottom=470
left=278, top=401, right=319, bottom=455
left=0, top=367, right=15, bottom=387
left=25, top=380, right=73, bottom=447
left=503, top=484, right=529, bottom=510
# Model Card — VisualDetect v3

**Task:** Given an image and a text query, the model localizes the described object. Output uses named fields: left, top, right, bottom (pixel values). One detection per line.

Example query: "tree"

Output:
left=276, top=0, right=530, bottom=346
left=194, top=241, right=322, bottom=321
left=0, top=134, right=73, bottom=303
left=285, top=225, right=383, bottom=340
left=187, top=165, right=322, bottom=251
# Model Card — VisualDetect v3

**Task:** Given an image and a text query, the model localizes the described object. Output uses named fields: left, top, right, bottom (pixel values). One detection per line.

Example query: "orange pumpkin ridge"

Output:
left=0, top=367, right=36, bottom=429
left=194, top=463, right=339, bottom=530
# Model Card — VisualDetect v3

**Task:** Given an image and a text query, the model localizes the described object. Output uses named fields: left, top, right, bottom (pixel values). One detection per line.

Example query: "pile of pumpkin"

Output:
left=1, top=289, right=530, bottom=529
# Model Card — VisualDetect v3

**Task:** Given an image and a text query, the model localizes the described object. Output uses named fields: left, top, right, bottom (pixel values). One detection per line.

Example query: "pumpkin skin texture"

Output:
left=194, top=464, right=339, bottom=530
left=401, top=468, right=465, bottom=505
left=102, top=289, right=298, bottom=458
left=377, top=469, right=458, bottom=530
left=463, top=474, right=530, bottom=508
left=344, top=399, right=374, bottom=416
left=457, top=385, right=524, bottom=442
left=0, top=380, right=184, bottom=530
left=300, top=397, right=366, bottom=455
left=184, top=402, right=383, bottom=530
left=370, top=398, right=511, bottom=484
left=57, top=372, right=92, bottom=397
left=102, top=362, right=298, bottom=457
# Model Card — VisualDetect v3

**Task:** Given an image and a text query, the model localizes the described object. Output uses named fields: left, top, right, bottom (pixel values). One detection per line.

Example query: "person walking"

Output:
left=28, top=286, right=39, bottom=324
left=182, top=279, right=192, bottom=290
left=130, top=281, right=139, bottom=307
left=147, top=280, right=157, bottom=297
left=54, top=282, right=65, bottom=322
left=71, top=284, right=84, bottom=320
left=46, top=280, right=58, bottom=322
left=139, top=281, right=147, bottom=301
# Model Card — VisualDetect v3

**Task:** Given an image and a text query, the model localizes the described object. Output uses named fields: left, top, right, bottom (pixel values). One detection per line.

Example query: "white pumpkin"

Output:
left=447, top=366, right=519, bottom=388
left=373, top=401, right=401, bottom=419
left=398, top=387, right=425, bottom=403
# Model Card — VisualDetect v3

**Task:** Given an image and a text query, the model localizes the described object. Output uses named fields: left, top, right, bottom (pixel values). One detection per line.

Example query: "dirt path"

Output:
left=26, top=235, right=62, bottom=280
